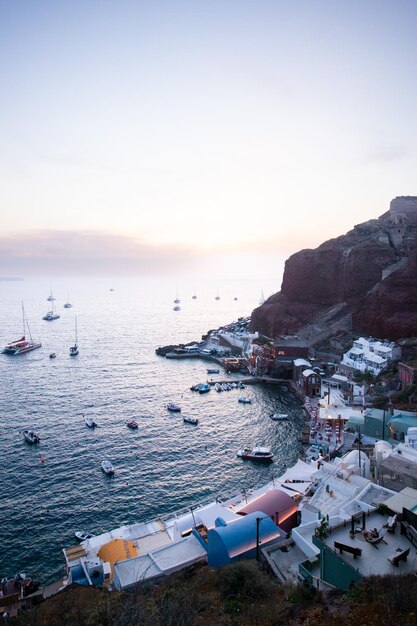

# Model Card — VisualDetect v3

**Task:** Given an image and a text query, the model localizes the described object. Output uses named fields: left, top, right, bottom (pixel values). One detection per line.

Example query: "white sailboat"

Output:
left=69, top=316, right=79, bottom=356
left=63, top=293, right=72, bottom=308
left=43, top=299, right=60, bottom=321
left=215, top=288, right=220, bottom=300
left=174, top=289, right=180, bottom=304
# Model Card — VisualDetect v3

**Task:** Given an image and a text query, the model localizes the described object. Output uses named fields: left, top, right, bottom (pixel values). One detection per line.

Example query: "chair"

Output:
left=364, top=528, right=386, bottom=547
left=385, top=514, right=397, bottom=533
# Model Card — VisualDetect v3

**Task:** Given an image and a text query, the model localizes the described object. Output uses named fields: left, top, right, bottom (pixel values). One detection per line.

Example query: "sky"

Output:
left=1, top=0, right=417, bottom=280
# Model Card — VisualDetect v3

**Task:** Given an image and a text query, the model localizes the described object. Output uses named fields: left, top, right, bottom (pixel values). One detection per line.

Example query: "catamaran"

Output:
left=43, top=300, right=60, bottom=321
left=3, top=303, right=42, bottom=355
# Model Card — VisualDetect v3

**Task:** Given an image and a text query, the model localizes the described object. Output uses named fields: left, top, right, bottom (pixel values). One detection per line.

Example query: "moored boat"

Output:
left=198, top=383, right=210, bottom=394
left=237, top=447, right=273, bottom=461
left=127, top=420, right=139, bottom=429
left=167, top=403, right=181, bottom=412
left=183, top=416, right=198, bottom=425
left=85, top=417, right=97, bottom=428
left=238, top=397, right=252, bottom=404
left=207, top=368, right=219, bottom=374
left=49, top=353, right=57, bottom=359
left=101, top=460, right=115, bottom=475
left=23, top=430, right=40, bottom=444
left=43, top=308, right=60, bottom=321
left=215, top=383, right=222, bottom=392
left=270, top=413, right=289, bottom=421
left=69, top=316, right=79, bottom=356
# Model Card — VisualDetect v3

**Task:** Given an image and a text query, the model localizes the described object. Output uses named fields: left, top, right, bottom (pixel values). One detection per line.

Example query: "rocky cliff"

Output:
left=250, top=197, right=417, bottom=340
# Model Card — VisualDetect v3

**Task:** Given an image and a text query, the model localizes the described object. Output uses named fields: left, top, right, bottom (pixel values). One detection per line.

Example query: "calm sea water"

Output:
left=0, top=276, right=305, bottom=583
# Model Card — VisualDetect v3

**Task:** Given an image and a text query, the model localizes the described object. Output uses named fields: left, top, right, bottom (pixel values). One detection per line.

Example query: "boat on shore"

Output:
left=270, top=413, right=289, bottom=421
left=167, top=403, right=181, bottom=412
left=3, top=303, right=42, bottom=355
left=75, top=531, right=93, bottom=542
left=127, top=420, right=138, bottom=429
left=238, top=397, right=252, bottom=404
left=85, top=417, right=97, bottom=428
left=101, top=460, right=115, bottom=475
left=183, top=416, right=198, bottom=425
left=215, top=383, right=222, bottom=392
left=237, top=447, right=273, bottom=461
left=23, top=430, right=40, bottom=444
left=198, top=383, right=210, bottom=394
left=207, top=368, right=219, bottom=374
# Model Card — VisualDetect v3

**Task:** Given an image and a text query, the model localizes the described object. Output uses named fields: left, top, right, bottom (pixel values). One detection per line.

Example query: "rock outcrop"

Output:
left=250, top=196, right=417, bottom=340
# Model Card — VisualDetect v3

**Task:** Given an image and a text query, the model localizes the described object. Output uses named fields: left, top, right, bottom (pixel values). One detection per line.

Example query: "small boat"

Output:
left=167, top=403, right=181, bottom=412
left=3, top=303, right=42, bottom=355
left=238, top=397, right=252, bottom=404
left=234, top=297, right=238, bottom=301
left=270, top=413, right=289, bottom=421
left=63, top=294, right=72, bottom=308
left=215, top=383, right=222, bottom=392
left=173, top=305, right=181, bottom=311
left=174, top=289, right=180, bottom=304
left=238, top=382, right=245, bottom=389
left=85, top=417, right=97, bottom=428
left=74, top=531, right=93, bottom=542
left=221, top=383, right=229, bottom=391
left=101, top=460, right=114, bottom=475
left=127, top=420, right=139, bottom=429
left=192, top=289, right=197, bottom=300
left=183, top=416, right=198, bottom=425
left=198, top=383, right=210, bottom=394
left=207, top=368, right=219, bottom=374
left=215, top=289, right=220, bottom=301
left=109, top=288, right=114, bottom=291
left=23, top=430, right=40, bottom=444
left=47, top=290, right=56, bottom=302
left=49, top=353, right=56, bottom=359
left=69, top=316, right=79, bottom=357
left=237, top=447, right=273, bottom=461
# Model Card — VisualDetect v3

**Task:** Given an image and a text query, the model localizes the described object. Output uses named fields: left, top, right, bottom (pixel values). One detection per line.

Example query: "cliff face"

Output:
left=250, top=197, right=417, bottom=340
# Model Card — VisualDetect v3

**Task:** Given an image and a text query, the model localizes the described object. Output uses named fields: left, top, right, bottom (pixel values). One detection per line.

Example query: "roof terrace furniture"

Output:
left=333, top=541, right=362, bottom=559
left=401, top=521, right=417, bottom=548
left=364, top=528, right=387, bottom=547
left=388, top=547, right=410, bottom=566
left=385, top=514, right=397, bottom=533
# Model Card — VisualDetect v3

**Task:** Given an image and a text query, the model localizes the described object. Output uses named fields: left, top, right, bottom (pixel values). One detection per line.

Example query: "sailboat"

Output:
left=3, top=303, right=42, bottom=355
left=47, top=289, right=56, bottom=302
left=215, top=289, right=220, bottom=301
left=43, top=299, right=60, bottom=321
left=69, top=317, right=79, bottom=356
left=63, top=294, right=72, bottom=308
left=173, top=289, right=180, bottom=304
left=192, top=287, right=197, bottom=300
left=259, top=290, right=265, bottom=305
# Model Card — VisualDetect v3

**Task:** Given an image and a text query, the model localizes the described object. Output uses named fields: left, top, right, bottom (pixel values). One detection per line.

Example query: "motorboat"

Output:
left=238, top=382, right=245, bottom=389
left=215, top=383, right=222, bottom=392
left=238, top=397, right=252, bottom=404
left=85, top=417, right=97, bottom=428
left=49, top=353, right=57, bottom=359
left=127, top=420, right=139, bottom=429
left=270, top=413, right=289, bottom=421
left=198, top=383, right=210, bottom=394
left=215, top=289, right=220, bottom=300
left=237, top=447, right=273, bottom=461
left=23, top=430, right=40, bottom=444
left=75, top=531, right=93, bottom=542
left=167, top=403, right=181, bottom=412
left=3, top=303, right=42, bottom=355
left=173, top=290, right=180, bottom=304
left=173, top=305, right=181, bottom=311
left=101, top=460, right=115, bottom=475
left=183, top=416, right=198, bottom=425
left=207, top=368, right=219, bottom=374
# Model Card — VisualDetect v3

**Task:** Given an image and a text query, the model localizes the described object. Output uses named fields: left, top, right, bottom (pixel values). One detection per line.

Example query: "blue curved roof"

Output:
left=207, top=510, right=283, bottom=568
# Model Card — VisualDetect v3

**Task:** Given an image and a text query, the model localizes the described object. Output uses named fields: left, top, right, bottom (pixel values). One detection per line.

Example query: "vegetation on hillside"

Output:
left=14, top=561, right=417, bottom=626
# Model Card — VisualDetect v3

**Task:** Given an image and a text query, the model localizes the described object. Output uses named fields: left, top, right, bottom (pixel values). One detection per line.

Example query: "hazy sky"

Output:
left=1, top=0, right=417, bottom=279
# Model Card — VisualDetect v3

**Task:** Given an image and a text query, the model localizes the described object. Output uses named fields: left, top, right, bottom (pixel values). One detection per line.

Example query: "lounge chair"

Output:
left=364, top=528, right=386, bottom=547
left=385, top=514, right=397, bottom=533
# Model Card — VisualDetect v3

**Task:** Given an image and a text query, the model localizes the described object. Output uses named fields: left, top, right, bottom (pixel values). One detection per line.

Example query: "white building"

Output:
left=341, top=337, right=401, bottom=376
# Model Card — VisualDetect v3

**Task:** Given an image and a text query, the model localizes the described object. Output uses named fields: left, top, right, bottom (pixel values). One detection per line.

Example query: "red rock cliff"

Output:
left=250, top=197, right=417, bottom=340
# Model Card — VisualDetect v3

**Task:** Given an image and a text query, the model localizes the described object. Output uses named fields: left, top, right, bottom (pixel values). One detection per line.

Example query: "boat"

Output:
left=85, top=417, right=97, bottom=428
left=207, top=368, right=219, bottom=374
left=173, top=305, right=181, bottom=311
left=63, top=294, right=72, bottom=308
left=43, top=300, right=60, bottom=321
left=47, top=290, right=55, bottom=302
left=238, top=397, right=252, bottom=404
left=49, top=353, right=56, bottom=359
left=23, top=430, right=40, bottom=444
left=270, top=413, right=289, bottom=421
left=183, top=416, right=198, bottom=425
left=215, top=383, right=222, bottom=392
left=259, top=290, right=265, bottom=305
left=174, top=289, right=180, bottom=304
left=192, top=289, right=197, bottom=300
left=69, top=316, right=79, bottom=356
left=198, top=383, right=210, bottom=394
left=167, top=403, right=181, bottom=412
left=215, top=289, right=220, bottom=301
left=237, top=447, right=273, bottom=461
left=221, top=383, right=229, bottom=391
left=127, top=420, right=139, bottom=429
left=75, top=531, right=93, bottom=542
left=234, top=297, right=238, bottom=301
left=238, top=382, right=245, bottom=389
left=3, top=304, right=42, bottom=355
left=101, top=460, right=115, bottom=475
left=109, top=288, right=114, bottom=291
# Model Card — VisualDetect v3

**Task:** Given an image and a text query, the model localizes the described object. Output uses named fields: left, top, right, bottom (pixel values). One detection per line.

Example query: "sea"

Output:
left=0, top=276, right=306, bottom=584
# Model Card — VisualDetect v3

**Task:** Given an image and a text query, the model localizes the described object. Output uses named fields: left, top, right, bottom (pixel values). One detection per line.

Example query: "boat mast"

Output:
left=23, top=302, right=34, bottom=342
